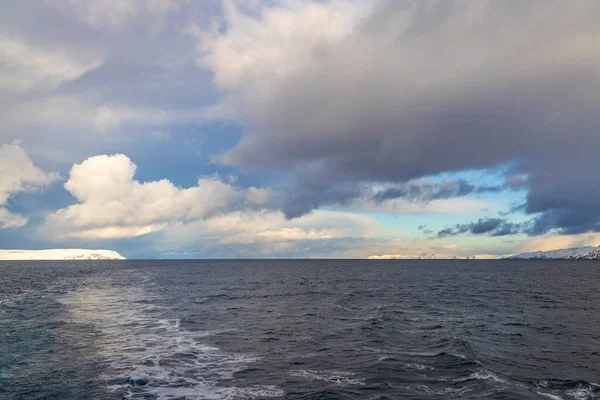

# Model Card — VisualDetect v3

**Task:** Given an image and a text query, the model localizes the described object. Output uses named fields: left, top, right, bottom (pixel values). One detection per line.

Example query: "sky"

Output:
left=1, top=0, right=600, bottom=259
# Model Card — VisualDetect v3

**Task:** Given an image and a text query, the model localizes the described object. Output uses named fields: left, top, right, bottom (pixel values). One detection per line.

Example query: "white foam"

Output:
left=289, top=369, right=365, bottom=386
left=59, top=281, right=284, bottom=399
left=454, top=368, right=506, bottom=384
left=566, top=387, right=597, bottom=400
left=376, top=356, right=432, bottom=372
left=417, top=384, right=473, bottom=396
left=536, top=392, right=564, bottom=400
left=403, top=363, right=432, bottom=371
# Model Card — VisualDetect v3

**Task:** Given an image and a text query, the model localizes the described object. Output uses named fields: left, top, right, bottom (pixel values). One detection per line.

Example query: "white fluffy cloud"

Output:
left=47, top=153, right=273, bottom=238
left=0, top=142, right=59, bottom=228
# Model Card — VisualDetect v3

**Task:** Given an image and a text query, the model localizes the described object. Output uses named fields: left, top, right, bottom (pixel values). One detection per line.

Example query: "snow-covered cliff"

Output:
left=0, top=249, right=126, bottom=260
left=506, top=246, right=600, bottom=260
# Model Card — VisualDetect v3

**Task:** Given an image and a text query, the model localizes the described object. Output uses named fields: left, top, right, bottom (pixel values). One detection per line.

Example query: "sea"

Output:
left=1, top=260, right=599, bottom=400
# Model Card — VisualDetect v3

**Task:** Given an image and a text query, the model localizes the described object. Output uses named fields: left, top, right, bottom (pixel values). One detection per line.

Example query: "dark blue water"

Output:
left=1, top=260, right=599, bottom=399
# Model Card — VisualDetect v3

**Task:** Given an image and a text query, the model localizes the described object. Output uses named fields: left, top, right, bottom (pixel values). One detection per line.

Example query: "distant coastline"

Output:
left=0, top=249, right=126, bottom=260
left=505, top=246, right=600, bottom=260
left=367, top=246, right=600, bottom=260
left=367, top=253, right=498, bottom=260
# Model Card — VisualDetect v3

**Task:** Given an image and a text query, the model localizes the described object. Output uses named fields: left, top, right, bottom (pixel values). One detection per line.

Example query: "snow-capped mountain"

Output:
left=0, top=249, right=126, bottom=260
left=506, top=246, right=600, bottom=260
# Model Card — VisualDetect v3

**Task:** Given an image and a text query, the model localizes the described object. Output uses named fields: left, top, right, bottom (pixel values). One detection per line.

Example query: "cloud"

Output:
left=279, top=173, right=496, bottom=219
left=48, top=0, right=136, bottom=29
left=373, top=179, right=480, bottom=203
left=1, top=0, right=599, bottom=257
left=518, top=233, right=600, bottom=253
left=418, top=225, right=433, bottom=235
left=340, top=196, right=490, bottom=216
left=195, top=0, right=367, bottom=93
left=157, top=206, right=519, bottom=259
left=0, top=1, right=229, bottom=155
left=197, top=0, right=600, bottom=230
left=0, top=142, right=59, bottom=228
left=151, top=131, right=170, bottom=140
left=0, top=209, right=28, bottom=229
left=0, top=36, right=102, bottom=93
left=437, top=218, right=522, bottom=238
left=155, top=208, right=437, bottom=258
left=163, top=209, right=378, bottom=244
left=46, top=0, right=185, bottom=30
left=504, top=174, right=528, bottom=190
left=94, top=106, right=120, bottom=133
left=46, top=153, right=274, bottom=238
left=281, top=174, right=364, bottom=219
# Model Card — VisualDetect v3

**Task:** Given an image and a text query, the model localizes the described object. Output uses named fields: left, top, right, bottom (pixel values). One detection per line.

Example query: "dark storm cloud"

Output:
left=281, top=168, right=365, bottom=219
left=282, top=184, right=362, bottom=220
left=492, top=222, right=523, bottom=237
left=438, top=218, right=523, bottom=238
left=283, top=175, right=503, bottom=219
left=473, top=174, right=528, bottom=195
left=504, top=174, right=528, bottom=191
left=205, top=0, right=600, bottom=232
left=373, top=179, right=475, bottom=203
left=471, top=218, right=504, bottom=235
left=372, top=179, right=509, bottom=204
left=498, top=203, right=527, bottom=217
